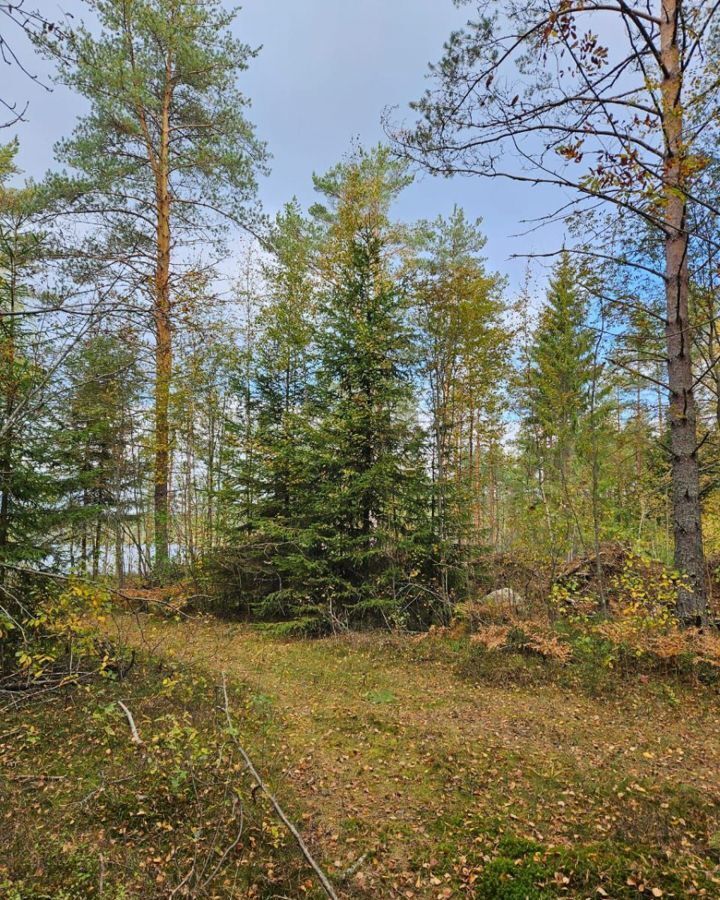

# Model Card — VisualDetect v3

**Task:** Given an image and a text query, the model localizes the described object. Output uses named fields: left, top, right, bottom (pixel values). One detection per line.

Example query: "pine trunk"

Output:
left=0, top=247, right=17, bottom=557
left=153, top=76, right=172, bottom=569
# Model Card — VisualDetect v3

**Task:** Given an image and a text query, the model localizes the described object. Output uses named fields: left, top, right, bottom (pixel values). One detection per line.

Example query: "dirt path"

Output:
left=114, top=613, right=720, bottom=898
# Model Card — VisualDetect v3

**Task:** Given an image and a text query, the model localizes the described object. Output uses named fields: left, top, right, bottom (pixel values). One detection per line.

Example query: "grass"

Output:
left=2, top=611, right=720, bottom=897
left=0, top=657, right=331, bottom=898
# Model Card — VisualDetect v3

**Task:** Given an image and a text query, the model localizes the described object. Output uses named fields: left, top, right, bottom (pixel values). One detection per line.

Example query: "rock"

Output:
left=482, top=588, right=526, bottom=611
left=453, top=587, right=526, bottom=631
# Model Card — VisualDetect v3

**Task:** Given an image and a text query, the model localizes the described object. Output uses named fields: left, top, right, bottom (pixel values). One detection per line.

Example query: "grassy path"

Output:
left=114, top=613, right=720, bottom=898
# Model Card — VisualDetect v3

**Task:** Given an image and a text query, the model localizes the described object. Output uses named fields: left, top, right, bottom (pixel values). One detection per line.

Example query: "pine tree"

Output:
left=171, top=298, right=240, bottom=561
left=49, top=0, right=267, bottom=569
left=411, top=207, right=508, bottom=592
left=254, top=201, right=317, bottom=524
left=613, top=294, right=670, bottom=550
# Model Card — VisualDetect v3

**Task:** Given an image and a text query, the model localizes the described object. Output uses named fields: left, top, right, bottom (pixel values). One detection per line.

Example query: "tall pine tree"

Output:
left=411, top=207, right=508, bottom=593
left=49, top=0, right=267, bottom=569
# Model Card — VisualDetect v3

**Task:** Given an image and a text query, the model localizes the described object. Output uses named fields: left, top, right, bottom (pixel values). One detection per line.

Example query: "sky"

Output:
left=4, top=0, right=567, bottom=290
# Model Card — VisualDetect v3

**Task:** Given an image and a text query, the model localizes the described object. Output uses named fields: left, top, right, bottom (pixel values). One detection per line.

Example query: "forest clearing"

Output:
left=3, top=0, right=720, bottom=897
left=3, top=600, right=720, bottom=899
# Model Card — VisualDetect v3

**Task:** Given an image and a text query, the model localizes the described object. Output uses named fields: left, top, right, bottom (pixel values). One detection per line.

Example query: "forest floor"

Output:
left=3, top=609, right=720, bottom=898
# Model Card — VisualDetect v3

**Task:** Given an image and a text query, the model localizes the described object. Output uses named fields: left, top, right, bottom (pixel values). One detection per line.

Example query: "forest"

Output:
left=1, top=0, right=720, bottom=898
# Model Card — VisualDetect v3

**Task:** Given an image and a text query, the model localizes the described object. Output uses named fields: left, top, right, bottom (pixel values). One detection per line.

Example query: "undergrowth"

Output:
left=437, top=830, right=716, bottom=898
left=448, top=553, right=720, bottom=696
left=0, top=657, right=332, bottom=899
left=0, top=571, right=127, bottom=694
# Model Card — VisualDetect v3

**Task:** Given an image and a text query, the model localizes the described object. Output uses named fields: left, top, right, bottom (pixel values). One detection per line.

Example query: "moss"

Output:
left=413, top=822, right=717, bottom=899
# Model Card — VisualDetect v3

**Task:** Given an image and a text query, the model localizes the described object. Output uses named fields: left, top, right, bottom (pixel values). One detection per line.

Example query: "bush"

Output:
left=200, top=527, right=452, bottom=632
left=0, top=570, right=127, bottom=694
left=458, top=612, right=720, bottom=694
left=459, top=643, right=559, bottom=686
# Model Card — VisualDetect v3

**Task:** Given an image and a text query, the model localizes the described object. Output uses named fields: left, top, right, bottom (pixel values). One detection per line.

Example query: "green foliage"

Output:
left=258, top=615, right=330, bottom=639
left=0, top=140, right=19, bottom=180
left=410, top=206, right=509, bottom=593
left=56, top=331, right=143, bottom=574
left=50, top=0, right=267, bottom=236
left=215, top=147, right=438, bottom=628
left=170, top=304, right=241, bottom=562
left=567, top=631, right=620, bottom=694
left=42, top=0, right=268, bottom=572
left=526, top=253, right=597, bottom=447
left=3, top=3, right=712, bottom=630
left=472, top=835, right=555, bottom=898
left=514, top=254, right=613, bottom=559
left=310, top=146, right=424, bottom=572
left=0, top=660, right=318, bottom=898
left=0, top=147, right=64, bottom=564
left=460, top=600, right=720, bottom=696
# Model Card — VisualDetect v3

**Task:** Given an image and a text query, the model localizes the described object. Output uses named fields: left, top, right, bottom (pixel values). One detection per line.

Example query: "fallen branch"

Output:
left=339, top=851, right=368, bottom=882
left=220, top=673, right=339, bottom=900
left=117, top=700, right=142, bottom=745
left=0, top=674, right=93, bottom=714
left=6, top=773, right=67, bottom=782
left=194, top=795, right=245, bottom=895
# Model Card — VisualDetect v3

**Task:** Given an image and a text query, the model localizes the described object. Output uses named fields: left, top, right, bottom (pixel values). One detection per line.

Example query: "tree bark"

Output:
left=661, top=0, right=707, bottom=622
left=153, top=65, right=173, bottom=569
left=115, top=518, right=125, bottom=588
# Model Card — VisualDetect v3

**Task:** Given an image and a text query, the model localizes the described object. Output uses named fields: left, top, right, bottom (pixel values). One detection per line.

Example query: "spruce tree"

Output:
left=309, top=147, right=430, bottom=623
left=58, top=330, right=142, bottom=577
left=527, top=256, right=594, bottom=465
left=220, top=205, right=322, bottom=622
left=521, top=253, right=606, bottom=556
left=219, top=151, right=434, bottom=629
left=0, top=145, right=59, bottom=565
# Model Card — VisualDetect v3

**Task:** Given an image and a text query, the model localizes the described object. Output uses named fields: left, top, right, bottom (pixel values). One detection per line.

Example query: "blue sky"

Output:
left=5, top=0, right=567, bottom=290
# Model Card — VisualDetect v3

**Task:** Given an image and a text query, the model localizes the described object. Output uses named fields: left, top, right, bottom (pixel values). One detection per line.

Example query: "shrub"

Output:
left=0, top=570, right=126, bottom=694
left=460, top=644, right=558, bottom=686
left=459, top=600, right=720, bottom=694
